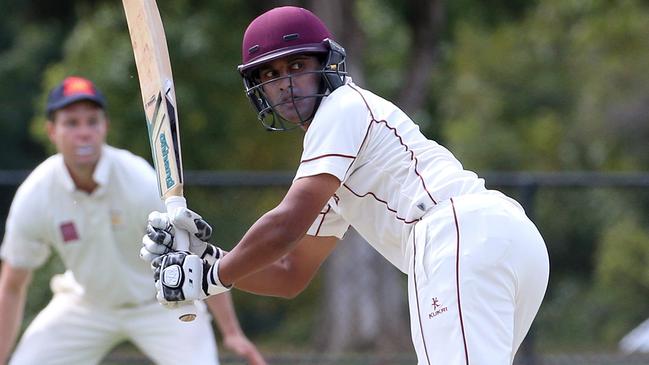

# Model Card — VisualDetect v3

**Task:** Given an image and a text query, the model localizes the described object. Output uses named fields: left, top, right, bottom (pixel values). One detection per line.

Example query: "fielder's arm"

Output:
left=206, top=293, right=267, bottom=365
left=0, top=263, right=31, bottom=363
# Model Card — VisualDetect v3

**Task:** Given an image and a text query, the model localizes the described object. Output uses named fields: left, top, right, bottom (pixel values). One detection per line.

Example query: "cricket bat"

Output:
left=123, top=0, right=197, bottom=322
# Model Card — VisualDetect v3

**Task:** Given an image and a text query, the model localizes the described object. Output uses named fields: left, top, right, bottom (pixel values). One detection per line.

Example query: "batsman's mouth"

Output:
left=276, top=102, right=313, bottom=121
left=277, top=96, right=315, bottom=110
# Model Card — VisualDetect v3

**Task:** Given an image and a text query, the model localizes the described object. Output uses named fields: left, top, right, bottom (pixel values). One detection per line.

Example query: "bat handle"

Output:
left=165, top=195, right=198, bottom=322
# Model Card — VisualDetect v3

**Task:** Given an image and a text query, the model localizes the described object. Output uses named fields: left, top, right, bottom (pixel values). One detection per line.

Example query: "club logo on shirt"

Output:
left=110, top=209, right=123, bottom=228
left=59, top=221, right=79, bottom=243
left=428, top=297, right=448, bottom=319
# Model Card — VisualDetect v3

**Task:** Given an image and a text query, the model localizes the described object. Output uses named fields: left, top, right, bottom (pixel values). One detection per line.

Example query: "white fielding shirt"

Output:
left=296, top=81, right=489, bottom=273
left=1, top=145, right=164, bottom=307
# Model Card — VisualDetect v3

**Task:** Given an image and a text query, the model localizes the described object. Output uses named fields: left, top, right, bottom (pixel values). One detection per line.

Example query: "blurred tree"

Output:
left=0, top=20, right=58, bottom=168
left=0, top=0, right=114, bottom=169
left=594, top=217, right=649, bottom=342
left=437, top=0, right=649, bottom=348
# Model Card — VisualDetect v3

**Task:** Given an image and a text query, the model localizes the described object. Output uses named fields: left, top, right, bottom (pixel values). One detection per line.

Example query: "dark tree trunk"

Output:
left=308, top=0, right=412, bottom=354
left=396, top=0, right=444, bottom=114
left=315, top=228, right=410, bottom=352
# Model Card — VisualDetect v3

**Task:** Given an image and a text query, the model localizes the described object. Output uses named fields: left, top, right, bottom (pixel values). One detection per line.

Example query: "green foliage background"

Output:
left=1, top=0, right=649, bottom=354
left=436, top=0, right=649, bottom=351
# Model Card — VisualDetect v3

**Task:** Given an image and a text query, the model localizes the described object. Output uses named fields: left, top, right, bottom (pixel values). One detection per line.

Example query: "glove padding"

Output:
left=141, top=209, right=222, bottom=264
left=152, top=251, right=232, bottom=305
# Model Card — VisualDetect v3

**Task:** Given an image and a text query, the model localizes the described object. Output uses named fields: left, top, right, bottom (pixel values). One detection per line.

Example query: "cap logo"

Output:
left=63, top=77, right=96, bottom=97
left=283, top=33, right=299, bottom=41
left=248, top=44, right=260, bottom=55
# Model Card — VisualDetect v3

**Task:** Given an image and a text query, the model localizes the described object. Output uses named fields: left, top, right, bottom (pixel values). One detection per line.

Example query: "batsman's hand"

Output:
left=152, top=251, right=232, bottom=305
left=140, top=209, right=222, bottom=264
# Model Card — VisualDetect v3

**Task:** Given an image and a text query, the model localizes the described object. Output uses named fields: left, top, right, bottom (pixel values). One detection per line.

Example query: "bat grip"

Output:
left=165, top=195, right=197, bottom=322
left=165, top=196, right=191, bottom=252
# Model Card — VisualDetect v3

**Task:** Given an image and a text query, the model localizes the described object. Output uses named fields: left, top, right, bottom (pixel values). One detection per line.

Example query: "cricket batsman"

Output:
left=141, top=6, right=550, bottom=364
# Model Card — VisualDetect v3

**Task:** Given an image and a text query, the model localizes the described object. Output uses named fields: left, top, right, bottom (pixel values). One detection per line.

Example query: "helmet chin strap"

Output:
left=302, top=76, right=329, bottom=123
left=264, top=98, right=317, bottom=131
left=247, top=53, right=346, bottom=132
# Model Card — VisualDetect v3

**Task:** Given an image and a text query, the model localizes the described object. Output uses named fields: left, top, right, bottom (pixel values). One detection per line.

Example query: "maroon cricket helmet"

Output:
left=238, top=6, right=333, bottom=74
left=237, top=6, right=348, bottom=131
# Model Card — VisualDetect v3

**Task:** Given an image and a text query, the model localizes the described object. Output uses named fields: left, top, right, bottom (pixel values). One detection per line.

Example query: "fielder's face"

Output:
left=257, top=55, right=322, bottom=125
left=47, top=101, right=108, bottom=174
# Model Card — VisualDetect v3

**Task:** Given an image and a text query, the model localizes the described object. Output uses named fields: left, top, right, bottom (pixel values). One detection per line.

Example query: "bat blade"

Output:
left=123, top=0, right=183, bottom=200
left=147, top=87, right=183, bottom=198
left=123, top=0, right=196, bottom=322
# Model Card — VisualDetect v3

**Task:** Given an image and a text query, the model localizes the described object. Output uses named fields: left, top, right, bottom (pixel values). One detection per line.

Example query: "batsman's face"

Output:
left=47, top=101, right=108, bottom=172
left=258, top=55, right=322, bottom=124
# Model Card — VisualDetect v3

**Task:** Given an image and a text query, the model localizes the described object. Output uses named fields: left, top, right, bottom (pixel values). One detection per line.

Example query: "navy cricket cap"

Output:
left=46, top=76, right=107, bottom=117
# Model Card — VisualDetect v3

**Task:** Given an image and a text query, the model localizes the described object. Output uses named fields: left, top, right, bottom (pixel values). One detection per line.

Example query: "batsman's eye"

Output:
left=260, top=69, right=278, bottom=82
left=289, top=61, right=302, bottom=71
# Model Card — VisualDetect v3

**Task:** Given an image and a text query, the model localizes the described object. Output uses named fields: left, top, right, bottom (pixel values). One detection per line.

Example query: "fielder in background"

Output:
left=142, top=6, right=550, bottom=365
left=0, top=76, right=266, bottom=365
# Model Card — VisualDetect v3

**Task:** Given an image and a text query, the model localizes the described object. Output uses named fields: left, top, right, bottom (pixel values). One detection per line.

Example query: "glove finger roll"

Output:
left=194, top=218, right=213, bottom=241
left=140, top=246, right=160, bottom=263
left=148, top=211, right=171, bottom=229
left=170, top=208, right=202, bottom=234
left=146, top=224, right=172, bottom=245
left=143, top=231, right=172, bottom=254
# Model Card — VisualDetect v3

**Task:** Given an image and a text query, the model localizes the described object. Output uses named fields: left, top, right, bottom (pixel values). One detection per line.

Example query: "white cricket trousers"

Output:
left=9, top=292, right=218, bottom=365
left=407, top=192, right=549, bottom=365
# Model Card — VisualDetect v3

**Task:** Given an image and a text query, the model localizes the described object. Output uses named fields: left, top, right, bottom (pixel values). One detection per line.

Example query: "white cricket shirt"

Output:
left=296, top=81, right=488, bottom=273
left=1, top=145, right=164, bottom=307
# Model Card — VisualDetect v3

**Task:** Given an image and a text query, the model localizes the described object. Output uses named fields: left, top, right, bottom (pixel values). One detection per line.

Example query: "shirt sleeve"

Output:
left=295, top=87, right=371, bottom=182
left=306, top=201, right=349, bottom=239
left=0, top=185, right=51, bottom=269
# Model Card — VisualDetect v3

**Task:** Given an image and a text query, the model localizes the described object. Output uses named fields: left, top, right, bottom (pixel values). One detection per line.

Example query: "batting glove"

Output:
left=140, top=210, right=223, bottom=265
left=152, top=251, right=232, bottom=305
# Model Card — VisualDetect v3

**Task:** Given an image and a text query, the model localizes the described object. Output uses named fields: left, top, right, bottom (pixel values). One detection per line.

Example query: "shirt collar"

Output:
left=58, top=144, right=110, bottom=194
left=92, top=145, right=110, bottom=188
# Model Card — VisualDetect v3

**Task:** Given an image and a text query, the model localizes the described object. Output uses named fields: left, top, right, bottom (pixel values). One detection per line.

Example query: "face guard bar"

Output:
left=240, top=39, right=347, bottom=132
